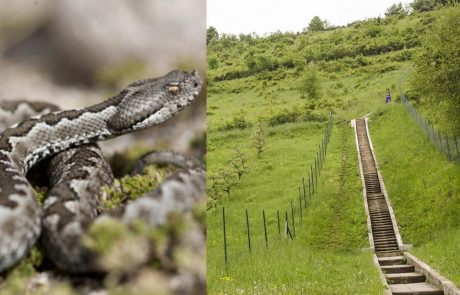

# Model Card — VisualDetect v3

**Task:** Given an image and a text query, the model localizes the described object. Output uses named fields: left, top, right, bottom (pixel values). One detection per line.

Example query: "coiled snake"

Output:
left=0, top=70, right=205, bottom=273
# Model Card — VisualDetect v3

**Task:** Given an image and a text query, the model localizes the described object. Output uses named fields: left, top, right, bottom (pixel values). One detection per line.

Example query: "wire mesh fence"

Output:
left=400, top=94, right=459, bottom=162
left=220, top=113, right=333, bottom=267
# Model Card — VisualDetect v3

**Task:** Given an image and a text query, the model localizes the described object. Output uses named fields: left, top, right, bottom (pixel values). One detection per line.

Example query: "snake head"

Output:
left=107, top=70, right=202, bottom=132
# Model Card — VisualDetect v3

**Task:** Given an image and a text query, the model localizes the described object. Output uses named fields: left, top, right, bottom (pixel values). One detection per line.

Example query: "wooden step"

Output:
left=370, top=213, right=391, bottom=217
left=378, top=256, right=406, bottom=266
left=374, top=238, right=398, bottom=243
left=386, top=272, right=425, bottom=284
left=374, top=241, right=399, bottom=247
left=376, top=247, right=400, bottom=252
left=389, top=283, right=444, bottom=295
left=372, top=226, right=394, bottom=231
left=370, top=212, right=391, bottom=216
left=373, top=229, right=395, bottom=233
left=370, top=215, right=392, bottom=219
left=374, top=239, right=397, bottom=245
left=381, top=264, right=415, bottom=274
left=376, top=250, right=402, bottom=257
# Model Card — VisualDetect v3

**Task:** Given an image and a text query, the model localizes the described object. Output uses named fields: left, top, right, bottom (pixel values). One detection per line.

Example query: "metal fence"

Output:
left=221, top=113, right=333, bottom=267
left=400, top=94, right=459, bottom=162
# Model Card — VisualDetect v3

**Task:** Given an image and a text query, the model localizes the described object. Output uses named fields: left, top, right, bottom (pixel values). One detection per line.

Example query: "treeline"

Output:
left=206, top=0, right=457, bottom=43
left=208, top=16, right=424, bottom=81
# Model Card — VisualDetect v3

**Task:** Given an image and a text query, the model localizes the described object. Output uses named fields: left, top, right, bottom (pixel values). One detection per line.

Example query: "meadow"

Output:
left=207, top=4, right=459, bottom=293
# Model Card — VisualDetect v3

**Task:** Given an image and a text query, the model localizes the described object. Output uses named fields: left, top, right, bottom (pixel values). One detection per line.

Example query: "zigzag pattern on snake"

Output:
left=0, top=70, right=204, bottom=273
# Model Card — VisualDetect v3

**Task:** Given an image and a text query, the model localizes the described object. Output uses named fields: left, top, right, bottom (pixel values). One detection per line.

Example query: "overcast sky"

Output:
left=207, top=0, right=412, bottom=35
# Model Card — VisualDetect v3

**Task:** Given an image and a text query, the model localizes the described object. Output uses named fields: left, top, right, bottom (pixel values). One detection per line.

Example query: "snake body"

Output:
left=0, top=70, right=203, bottom=272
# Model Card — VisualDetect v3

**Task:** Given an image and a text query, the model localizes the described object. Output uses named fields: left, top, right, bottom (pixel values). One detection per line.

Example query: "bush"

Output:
left=218, top=113, right=253, bottom=131
left=208, top=54, right=219, bottom=70
left=299, top=66, right=322, bottom=99
left=245, top=52, right=280, bottom=74
left=267, top=109, right=301, bottom=126
left=385, top=3, right=408, bottom=18
left=366, top=26, right=382, bottom=38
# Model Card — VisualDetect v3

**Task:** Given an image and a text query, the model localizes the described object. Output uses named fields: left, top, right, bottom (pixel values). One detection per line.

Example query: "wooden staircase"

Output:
left=354, top=118, right=443, bottom=295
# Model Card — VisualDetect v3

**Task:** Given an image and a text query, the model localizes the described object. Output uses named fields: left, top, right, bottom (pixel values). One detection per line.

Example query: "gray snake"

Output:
left=0, top=70, right=204, bottom=273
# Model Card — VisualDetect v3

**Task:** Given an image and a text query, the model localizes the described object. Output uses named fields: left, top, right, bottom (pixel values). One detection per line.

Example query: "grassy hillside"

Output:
left=207, top=123, right=384, bottom=294
left=369, top=104, right=460, bottom=285
left=207, top=6, right=459, bottom=293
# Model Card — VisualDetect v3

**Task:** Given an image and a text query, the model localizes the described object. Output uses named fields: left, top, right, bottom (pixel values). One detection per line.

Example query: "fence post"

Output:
left=314, top=163, right=318, bottom=188
left=302, top=176, right=307, bottom=208
left=323, top=136, right=326, bottom=159
left=298, top=187, right=303, bottom=222
left=320, top=142, right=324, bottom=167
left=263, top=210, right=268, bottom=248
left=427, top=121, right=433, bottom=143
left=222, top=207, right=228, bottom=266
left=277, top=210, right=281, bottom=239
left=315, top=158, right=318, bottom=179
left=438, top=131, right=444, bottom=153
left=291, top=200, right=296, bottom=237
left=423, top=118, right=429, bottom=137
left=245, top=209, right=251, bottom=254
left=320, top=144, right=324, bottom=169
left=318, top=149, right=321, bottom=172
left=454, top=137, right=458, bottom=157
left=445, top=134, right=451, bottom=161
left=285, top=211, right=293, bottom=240
left=310, top=166, right=314, bottom=194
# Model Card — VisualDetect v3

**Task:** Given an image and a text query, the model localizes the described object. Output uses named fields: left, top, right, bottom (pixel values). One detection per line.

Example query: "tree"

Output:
left=229, top=146, right=249, bottom=181
left=409, top=0, right=451, bottom=12
left=409, top=8, right=460, bottom=134
left=244, top=52, right=279, bottom=73
left=208, top=54, right=219, bottom=69
left=216, top=168, right=236, bottom=197
left=385, top=3, right=408, bottom=17
left=307, top=16, right=326, bottom=32
left=207, top=26, right=219, bottom=44
left=206, top=173, right=222, bottom=210
left=299, top=66, right=322, bottom=99
left=250, top=121, right=268, bottom=158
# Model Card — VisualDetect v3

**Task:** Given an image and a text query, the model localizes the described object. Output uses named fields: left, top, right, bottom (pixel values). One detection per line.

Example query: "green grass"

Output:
left=207, top=123, right=384, bottom=294
left=208, top=246, right=381, bottom=295
left=411, top=228, right=460, bottom=286
left=369, top=103, right=460, bottom=285
left=207, top=6, right=459, bottom=293
left=207, top=66, right=409, bottom=132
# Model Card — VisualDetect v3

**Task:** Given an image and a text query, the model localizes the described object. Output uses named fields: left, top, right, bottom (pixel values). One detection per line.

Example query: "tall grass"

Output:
left=207, top=123, right=384, bottom=294
left=369, top=104, right=460, bottom=284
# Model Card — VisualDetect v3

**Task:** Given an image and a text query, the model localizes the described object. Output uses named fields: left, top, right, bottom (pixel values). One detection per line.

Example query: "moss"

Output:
left=34, top=188, right=47, bottom=205
left=148, top=212, right=188, bottom=246
left=84, top=219, right=128, bottom=255
left=0, top=247, right=46, bottom=294
left=102, top=166, right=171, bottom=211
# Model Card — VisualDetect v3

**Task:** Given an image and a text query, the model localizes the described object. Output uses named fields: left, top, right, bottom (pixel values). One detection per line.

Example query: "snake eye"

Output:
left=168, top=85, right=180, bottom=95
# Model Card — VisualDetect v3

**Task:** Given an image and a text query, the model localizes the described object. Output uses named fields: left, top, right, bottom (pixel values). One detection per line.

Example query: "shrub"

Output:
left=366, top=26, right=382, bottom=38
left=267, top=109, right=301, bottom=126
left=218, top=113, right=253, bottom=131
left=208, top=54, right=219, bottom=69
left=299, top=66, right=322, bottom=99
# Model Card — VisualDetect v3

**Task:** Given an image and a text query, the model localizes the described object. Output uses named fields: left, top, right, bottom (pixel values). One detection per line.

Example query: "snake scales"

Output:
left=0, top=70, right=205, bottom=273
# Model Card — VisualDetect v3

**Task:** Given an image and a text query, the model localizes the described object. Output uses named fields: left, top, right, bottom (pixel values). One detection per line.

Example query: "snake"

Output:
left=0, top=70, right=204, bottom=273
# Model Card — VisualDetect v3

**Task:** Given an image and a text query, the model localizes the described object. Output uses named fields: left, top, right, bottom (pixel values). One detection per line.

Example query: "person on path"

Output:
left=385, top=91, right=391, bottom=104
